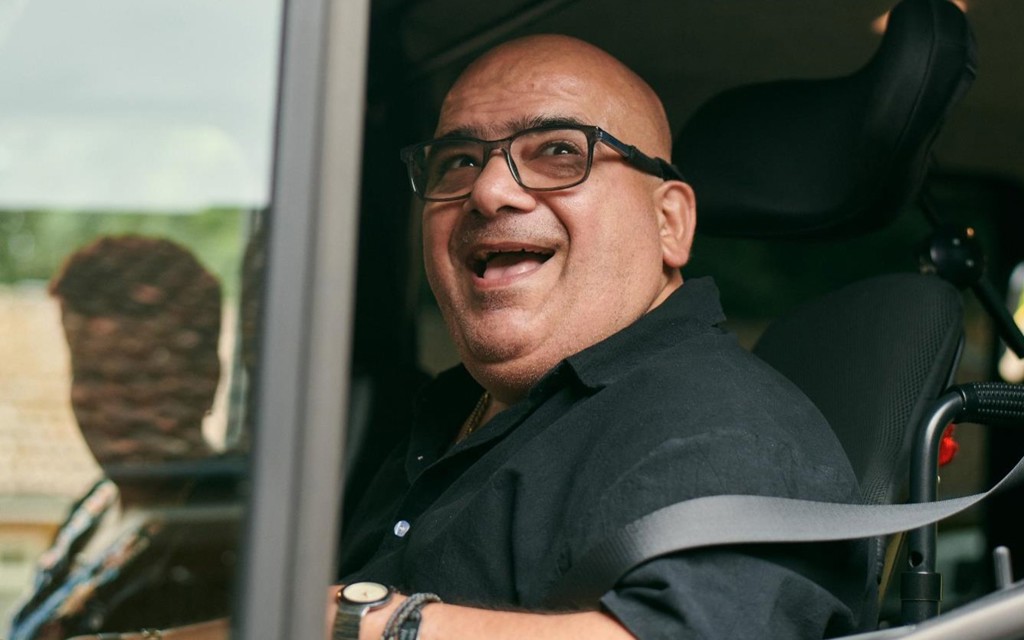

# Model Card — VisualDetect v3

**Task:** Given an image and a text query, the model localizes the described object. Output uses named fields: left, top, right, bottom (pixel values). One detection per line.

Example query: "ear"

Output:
left=653, top=180, right=696, bottom=269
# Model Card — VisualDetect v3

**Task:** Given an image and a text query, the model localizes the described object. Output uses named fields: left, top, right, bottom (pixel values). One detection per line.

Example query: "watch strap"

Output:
left=332, top=603, right=362, bottom=640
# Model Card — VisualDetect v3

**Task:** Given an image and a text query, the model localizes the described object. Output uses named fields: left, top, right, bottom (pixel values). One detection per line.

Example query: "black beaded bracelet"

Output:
left=395, top=608, right=424, bottom=640
left=381, top=592, right=441, bottom=640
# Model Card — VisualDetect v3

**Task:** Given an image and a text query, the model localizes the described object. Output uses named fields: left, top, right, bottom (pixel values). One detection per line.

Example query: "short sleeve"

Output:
left=600, top=542, right=867, bottom=640
left=569, top=431, right=872, bottom=639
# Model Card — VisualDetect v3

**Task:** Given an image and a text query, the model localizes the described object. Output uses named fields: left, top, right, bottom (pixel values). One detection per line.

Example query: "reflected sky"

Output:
left=0, top=0, right=281, bottom=211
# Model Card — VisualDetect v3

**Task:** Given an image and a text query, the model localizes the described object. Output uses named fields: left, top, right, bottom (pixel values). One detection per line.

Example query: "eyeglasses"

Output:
left=399, top=124, right=684, bottom=202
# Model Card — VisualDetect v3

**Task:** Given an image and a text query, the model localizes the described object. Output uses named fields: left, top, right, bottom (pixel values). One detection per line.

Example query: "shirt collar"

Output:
left=564, top=277, right=727, bottom=389
left=411, top=277, right=726, bottom=463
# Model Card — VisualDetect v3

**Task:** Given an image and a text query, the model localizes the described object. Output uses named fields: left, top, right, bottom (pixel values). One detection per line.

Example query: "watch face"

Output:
left=341, top=581, right=390, bottom=605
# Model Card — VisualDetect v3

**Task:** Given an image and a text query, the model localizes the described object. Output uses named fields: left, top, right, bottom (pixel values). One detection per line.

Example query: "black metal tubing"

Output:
left=902, top=390, right=965, bottom=624
left=903, top=382, right=1024, bottom=625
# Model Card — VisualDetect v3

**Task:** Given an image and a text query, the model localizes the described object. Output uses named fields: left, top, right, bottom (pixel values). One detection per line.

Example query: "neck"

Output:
left=105, top=475, right=194, bottom=510
left=646, top=270, right=683, bottom=313
left=118, top=487, right=175, bottom=511
left=479, top=394, right=509, bottom=426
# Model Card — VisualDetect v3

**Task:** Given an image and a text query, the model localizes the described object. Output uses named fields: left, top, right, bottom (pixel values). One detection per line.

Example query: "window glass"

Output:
left=999, top=262, right=1024, bottom=383
left=0, top=0, right=281, bottom=635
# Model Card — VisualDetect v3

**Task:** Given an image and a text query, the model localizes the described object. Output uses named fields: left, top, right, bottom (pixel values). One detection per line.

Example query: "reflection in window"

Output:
left=0, top=0, right=281, bottom=633
left=0, top=217, right=259, bottom=636
left=5, top=233, right=258, bottom=638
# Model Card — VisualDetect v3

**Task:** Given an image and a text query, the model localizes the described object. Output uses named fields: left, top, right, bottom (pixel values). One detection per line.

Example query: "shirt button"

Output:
left=393, top=520, right=411, bottom=538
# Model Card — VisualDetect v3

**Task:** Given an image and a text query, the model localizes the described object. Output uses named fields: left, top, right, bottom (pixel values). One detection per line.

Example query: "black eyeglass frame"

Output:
left=399, top=124, right=685, bottom=202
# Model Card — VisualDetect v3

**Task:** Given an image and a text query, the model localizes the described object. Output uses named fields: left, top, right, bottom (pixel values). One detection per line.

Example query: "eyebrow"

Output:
left=437, top=114, right=590, bottom=140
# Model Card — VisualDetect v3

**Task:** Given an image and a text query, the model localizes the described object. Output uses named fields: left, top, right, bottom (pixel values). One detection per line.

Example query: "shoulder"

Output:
left=562, top=333, right=860, bottom=519
left=593, top=330, right=842, bottom=462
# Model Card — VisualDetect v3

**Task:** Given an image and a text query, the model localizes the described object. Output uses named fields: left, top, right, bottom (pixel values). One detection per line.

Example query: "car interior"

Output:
left=344, top=0, right=1024, bottom=635
left=3, top=0, right=1024, bottom=637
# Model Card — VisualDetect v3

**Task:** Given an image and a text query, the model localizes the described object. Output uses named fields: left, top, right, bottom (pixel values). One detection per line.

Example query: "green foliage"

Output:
left=0, top=208, right=249, bottom=299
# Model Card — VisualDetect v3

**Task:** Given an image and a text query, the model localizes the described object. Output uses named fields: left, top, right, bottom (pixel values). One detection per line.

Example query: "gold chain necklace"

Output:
left=456, top=391, right=490, bottom=443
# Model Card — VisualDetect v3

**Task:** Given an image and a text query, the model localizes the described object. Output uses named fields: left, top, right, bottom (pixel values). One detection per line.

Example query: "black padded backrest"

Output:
left=753, top=273, right=963, bottom=505
left=674, top=0, right=976, bottom=238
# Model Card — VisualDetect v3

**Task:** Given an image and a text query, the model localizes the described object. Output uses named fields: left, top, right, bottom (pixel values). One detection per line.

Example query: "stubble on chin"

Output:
left=443, top=304, right=558, bottom=399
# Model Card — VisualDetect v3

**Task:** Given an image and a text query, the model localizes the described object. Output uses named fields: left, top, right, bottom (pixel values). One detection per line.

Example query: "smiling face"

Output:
left=423, top=35, right=696, bottom=405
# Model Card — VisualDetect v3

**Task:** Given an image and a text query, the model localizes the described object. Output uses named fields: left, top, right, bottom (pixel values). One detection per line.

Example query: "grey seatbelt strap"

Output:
left=549, top=432, right=1024, bottom=607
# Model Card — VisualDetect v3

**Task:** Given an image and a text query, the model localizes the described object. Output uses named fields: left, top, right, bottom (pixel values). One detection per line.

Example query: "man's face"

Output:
left=422, top=43, right=691, bottom=401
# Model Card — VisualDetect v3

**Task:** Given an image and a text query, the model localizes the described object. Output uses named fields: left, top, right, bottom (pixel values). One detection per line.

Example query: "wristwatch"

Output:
left=333, top=581, right=393, bottom=640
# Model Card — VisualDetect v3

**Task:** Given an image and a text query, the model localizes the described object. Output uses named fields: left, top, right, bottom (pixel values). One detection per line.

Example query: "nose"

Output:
left=464, top=150, right=537, bottom=216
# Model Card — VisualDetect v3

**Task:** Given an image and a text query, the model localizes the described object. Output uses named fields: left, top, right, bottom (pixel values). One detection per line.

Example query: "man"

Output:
left=12, top=235, right=236, bottom=640
left=88, top=33, right=870, bottom=640
left=51, top=235, right=222, bottom=465
left=334, top=34, right=871, bottom=640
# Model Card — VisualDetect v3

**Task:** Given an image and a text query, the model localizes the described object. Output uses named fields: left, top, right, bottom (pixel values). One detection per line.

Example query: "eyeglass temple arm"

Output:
left=656, top=158, right=686, bottom=182
left=601, top=132, right=685, bottom=182
left=626, top=147, right=686, bottom=182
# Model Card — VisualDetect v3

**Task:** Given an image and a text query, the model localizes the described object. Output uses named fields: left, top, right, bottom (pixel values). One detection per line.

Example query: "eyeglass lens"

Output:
left=415, top=128, right=591, bottom=199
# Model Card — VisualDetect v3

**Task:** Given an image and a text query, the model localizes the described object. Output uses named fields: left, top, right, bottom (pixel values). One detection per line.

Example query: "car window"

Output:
left=0, top=0, right=281, bottom=633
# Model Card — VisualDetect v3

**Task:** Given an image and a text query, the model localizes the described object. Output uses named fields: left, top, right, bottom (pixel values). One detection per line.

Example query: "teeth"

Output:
left=470, top=248, right=553, bottom=278
left=474, top=248, right=550, bottom=260
left=476, top=249, right=515, bottom=260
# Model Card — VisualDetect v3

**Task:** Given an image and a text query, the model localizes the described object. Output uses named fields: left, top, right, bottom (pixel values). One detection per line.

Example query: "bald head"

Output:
left=421, top=34, right=695, bottom=406
left=439, top=34, right=673, bottom=158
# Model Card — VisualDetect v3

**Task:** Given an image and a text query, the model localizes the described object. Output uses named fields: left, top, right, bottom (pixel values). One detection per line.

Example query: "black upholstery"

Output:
left=673, top=0, right=977, bottom=238
left=669, top=0, right=977, bottom=622
left=671, top=0, right=975, bottom=512
left=753, top=274, right=962, bottom=507
left=753, top=274, right=963, bottom=615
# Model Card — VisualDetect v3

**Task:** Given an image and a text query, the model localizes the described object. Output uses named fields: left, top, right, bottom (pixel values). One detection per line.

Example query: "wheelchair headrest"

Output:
left=673, top=0, right=977, bottom=239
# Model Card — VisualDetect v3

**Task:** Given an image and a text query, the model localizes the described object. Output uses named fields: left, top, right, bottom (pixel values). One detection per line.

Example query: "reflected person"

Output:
left=9, top=235, right=231, bottom=640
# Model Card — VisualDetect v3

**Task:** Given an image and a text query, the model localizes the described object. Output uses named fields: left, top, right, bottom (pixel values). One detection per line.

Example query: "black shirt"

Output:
left=340, top=278, right=872, bottom=639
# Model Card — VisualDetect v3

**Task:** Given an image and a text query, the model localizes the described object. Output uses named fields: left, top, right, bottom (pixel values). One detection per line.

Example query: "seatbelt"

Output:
left=550, top=384, right=1024, bottom=607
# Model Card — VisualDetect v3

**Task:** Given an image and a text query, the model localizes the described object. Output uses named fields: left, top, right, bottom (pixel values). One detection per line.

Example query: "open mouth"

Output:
left=471, top=248, right=555, bottom=281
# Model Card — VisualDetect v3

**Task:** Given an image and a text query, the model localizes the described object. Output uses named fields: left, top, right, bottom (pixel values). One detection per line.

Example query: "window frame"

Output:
left=233, top=0, right=370, bottom=637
